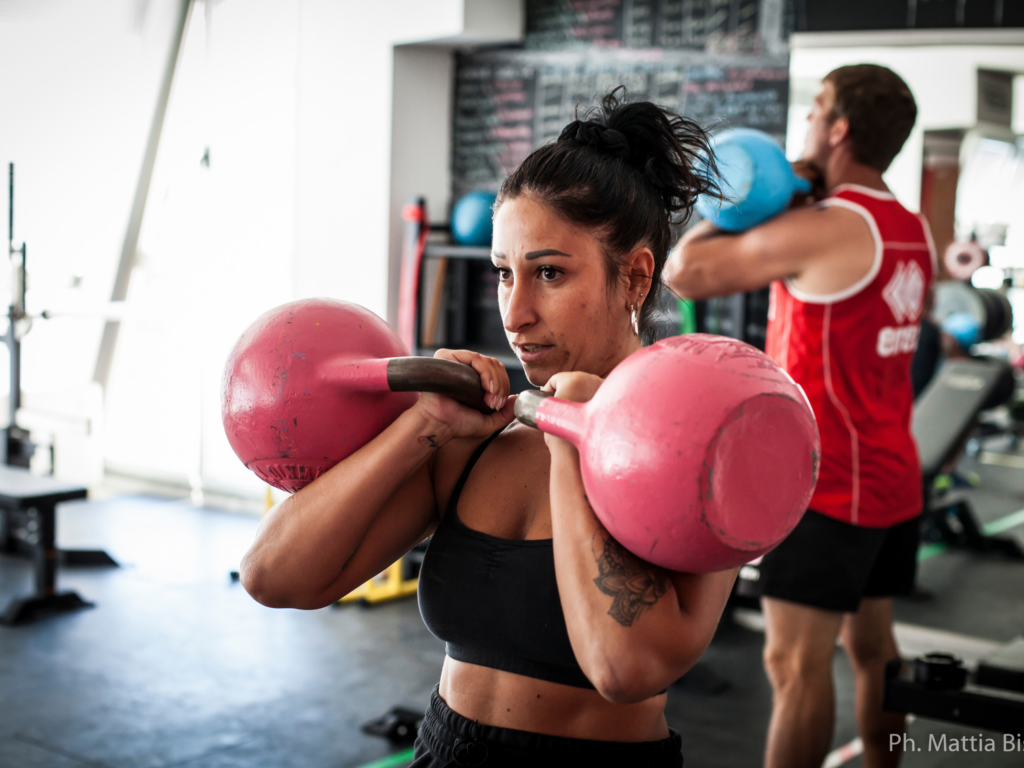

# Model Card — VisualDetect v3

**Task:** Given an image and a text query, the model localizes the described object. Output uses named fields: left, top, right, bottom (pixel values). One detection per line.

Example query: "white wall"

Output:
left=0, top=1, right=180, bottom=394
left=101, top=0, right=521, bottom=499
left=0, top=0, right=522, bottom=497
left=0, top=0, right=182, bottom=483
left=104, top=0, right=300, bottom=494
left=293, top=0, right=522, bottom=327
left=388, top=47, right=456, bottom=327
left=787, top=43, right=1024, bottom=211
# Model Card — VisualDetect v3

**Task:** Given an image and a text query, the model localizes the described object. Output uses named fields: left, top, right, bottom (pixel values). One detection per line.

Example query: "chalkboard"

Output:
left=449, top=0, right=790, bottom=350
left=453, top=50, right=789, bottom=200
left=526, top=0, right=764, bottom=52
left=452, top=61, right=538, bottom=199
left=790, top=0, right=1024, bottom=31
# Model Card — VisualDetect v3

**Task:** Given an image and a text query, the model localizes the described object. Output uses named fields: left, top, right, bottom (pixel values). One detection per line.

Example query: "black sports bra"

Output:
left=417, top=429, right=594, bottom=689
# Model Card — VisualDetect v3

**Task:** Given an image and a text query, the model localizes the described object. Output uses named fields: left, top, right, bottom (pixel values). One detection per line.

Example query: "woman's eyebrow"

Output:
left=526, top=249, right=573, bottom=260
left=491, top=249, right=573, bottom=261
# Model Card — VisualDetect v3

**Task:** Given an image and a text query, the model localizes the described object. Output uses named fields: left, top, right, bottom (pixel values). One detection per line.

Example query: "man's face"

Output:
left=801, top=81, right=838, bottom=168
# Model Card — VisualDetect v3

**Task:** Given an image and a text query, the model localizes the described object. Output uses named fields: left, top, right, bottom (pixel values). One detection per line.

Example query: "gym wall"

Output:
left=1, top=0, right=524, bottom=499
left=0, top=0, right=183, bottom=483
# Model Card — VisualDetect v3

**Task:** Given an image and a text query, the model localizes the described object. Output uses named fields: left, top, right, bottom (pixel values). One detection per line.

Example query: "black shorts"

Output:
left=758, top=510, right=920, bottom=613
left=411, top=687, right=684, bottom=768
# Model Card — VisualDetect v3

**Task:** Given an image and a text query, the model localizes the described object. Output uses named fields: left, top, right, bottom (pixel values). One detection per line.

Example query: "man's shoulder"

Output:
left=770, top=200, right=876, bottom=249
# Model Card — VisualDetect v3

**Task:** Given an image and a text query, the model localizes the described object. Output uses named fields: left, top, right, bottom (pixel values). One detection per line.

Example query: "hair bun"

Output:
left=555, top=88, right=720, bottom=222
left=559, top=120, right=631, bottom=162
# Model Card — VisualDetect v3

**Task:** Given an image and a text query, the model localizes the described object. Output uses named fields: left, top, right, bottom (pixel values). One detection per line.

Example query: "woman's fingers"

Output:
left=433, top=348, right=509, bottom=410
left=482, top=395, right=516, bottom=432
left=543, top=371, right=604, bottom=402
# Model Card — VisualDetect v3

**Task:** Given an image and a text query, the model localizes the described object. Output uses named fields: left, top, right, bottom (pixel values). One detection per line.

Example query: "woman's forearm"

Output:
left=241, top=406, right=451, bottom=606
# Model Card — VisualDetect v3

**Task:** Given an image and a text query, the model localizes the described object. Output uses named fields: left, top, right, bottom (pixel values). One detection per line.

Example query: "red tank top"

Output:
left=766, top=185, right=936, bottom=527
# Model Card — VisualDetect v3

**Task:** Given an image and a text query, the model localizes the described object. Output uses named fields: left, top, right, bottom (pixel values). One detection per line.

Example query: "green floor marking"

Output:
left=917, top=506, right=1024, bottom=562
left=355, top=747, right=416, bottom=768
left=917, top=542, right=948, bottom=562
left=981, top=508, right=1024, bottom=536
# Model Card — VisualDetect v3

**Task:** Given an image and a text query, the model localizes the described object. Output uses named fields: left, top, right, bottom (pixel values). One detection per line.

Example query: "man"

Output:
left=664, top=65, right=932, bottom=768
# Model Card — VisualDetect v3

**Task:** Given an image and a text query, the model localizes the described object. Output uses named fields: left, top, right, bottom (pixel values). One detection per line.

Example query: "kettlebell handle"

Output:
left=792, top=175, right=813, bottom=196
left=514, top=389, right=553, bottom=428
left=386, top=357, right=492, bottom=414
left=514, top=389, right=586, bottom=446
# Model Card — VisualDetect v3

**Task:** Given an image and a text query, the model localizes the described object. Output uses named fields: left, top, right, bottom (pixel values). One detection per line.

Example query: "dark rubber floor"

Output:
left=1, top=454, right=1022, bottom=767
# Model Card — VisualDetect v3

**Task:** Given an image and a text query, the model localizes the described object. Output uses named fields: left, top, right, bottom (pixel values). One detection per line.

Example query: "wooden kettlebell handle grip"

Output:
left=386, top=357, right=492, bottom=414
left=514, top=389, right=554, bottom=428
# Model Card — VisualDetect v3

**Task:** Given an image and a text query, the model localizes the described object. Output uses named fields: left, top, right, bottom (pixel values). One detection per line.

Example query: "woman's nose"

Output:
left=502, top=280, right=536, bottom=333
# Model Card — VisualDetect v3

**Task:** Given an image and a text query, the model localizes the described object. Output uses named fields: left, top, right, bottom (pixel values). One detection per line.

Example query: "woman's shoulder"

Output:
left=431, top=424, right=545, bottom=515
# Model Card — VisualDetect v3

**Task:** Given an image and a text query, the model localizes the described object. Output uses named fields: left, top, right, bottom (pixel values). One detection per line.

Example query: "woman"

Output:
left=240, top=90, right=737, bottom=767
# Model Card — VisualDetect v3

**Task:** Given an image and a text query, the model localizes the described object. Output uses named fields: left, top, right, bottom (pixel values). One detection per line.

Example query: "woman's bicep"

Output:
left=316, top=463, right=438, bottom=605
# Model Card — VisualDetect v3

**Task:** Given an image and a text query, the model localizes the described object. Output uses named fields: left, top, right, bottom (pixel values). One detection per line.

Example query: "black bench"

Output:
left=912, top=357, right=1022, bottom=557
left=0, top=466, right=112, bottom=625
left=884, top=639, right=1024, bottom=733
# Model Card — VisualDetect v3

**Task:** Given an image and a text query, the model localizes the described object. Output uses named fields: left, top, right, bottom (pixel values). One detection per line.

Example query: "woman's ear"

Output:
left=621, top=247, right=655, bottom=306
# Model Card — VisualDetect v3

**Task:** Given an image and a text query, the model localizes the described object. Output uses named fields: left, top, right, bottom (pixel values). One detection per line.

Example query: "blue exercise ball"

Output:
left=452, top=191, right=497, bottom=246
left=695, top=128, right=812, bottom=233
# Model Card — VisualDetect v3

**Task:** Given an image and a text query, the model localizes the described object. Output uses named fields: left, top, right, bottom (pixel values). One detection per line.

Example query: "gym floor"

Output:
left=1, top=453, right=1022, bottom=768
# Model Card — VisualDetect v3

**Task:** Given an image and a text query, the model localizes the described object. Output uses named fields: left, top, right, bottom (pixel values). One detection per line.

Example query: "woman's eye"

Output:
left=539, top=266, right=560, bottom=281
left=491, top=266, right=510, bottom=281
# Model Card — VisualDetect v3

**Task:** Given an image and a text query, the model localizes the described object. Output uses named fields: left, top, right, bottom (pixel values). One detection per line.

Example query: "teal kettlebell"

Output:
left=695, top=128, right=812, bottom=232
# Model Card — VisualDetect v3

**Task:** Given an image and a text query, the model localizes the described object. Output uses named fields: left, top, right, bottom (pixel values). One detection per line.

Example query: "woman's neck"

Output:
left=595, top=335, right=643, bottom=378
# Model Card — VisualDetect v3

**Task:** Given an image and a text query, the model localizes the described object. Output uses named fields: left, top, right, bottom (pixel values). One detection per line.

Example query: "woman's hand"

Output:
left=413, top=349, right=516, bottom=440
left=541, top=371, right=603, bottom=452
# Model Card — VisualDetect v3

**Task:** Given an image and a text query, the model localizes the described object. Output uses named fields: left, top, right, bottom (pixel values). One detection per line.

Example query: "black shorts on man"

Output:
left=758, top=510, right=920, bottom=613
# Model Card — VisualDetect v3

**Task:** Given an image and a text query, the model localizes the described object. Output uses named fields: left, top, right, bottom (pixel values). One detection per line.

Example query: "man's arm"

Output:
left=664, top=203, right=876, bottom=300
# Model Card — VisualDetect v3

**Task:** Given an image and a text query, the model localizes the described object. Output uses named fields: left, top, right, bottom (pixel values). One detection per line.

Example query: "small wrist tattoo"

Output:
left=418, top=434, right=439, bottom=449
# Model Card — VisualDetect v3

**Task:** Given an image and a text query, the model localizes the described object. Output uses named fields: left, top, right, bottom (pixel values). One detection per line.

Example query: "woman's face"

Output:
left=491, top=194, right=640, bottom=386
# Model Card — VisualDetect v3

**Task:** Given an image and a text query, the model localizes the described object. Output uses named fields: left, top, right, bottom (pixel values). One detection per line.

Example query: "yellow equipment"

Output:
left=338, top=555, right=420, bottom=605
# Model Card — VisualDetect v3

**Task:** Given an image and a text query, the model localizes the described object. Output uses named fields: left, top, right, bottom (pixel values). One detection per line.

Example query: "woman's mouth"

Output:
left=515, top=344, right=554, bottom=363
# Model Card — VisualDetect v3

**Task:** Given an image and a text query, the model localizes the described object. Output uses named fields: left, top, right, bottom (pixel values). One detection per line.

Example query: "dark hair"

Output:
left=495, top=87, right=719, bottom=338
left=824, top=64, right=917, bottom=172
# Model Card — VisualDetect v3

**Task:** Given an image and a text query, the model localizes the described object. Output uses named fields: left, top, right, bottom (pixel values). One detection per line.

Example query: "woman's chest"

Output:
left=455, top=429, right=552, bottom=541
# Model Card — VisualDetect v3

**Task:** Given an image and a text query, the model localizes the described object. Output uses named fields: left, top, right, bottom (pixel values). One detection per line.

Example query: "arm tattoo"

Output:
left=418, top=434, right=439, bottom=448
left=592, top=534, right=668, bottom=627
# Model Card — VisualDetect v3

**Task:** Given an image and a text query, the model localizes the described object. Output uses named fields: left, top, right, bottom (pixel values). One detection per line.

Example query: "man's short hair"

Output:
left=824, top=64, right=917, bottom=172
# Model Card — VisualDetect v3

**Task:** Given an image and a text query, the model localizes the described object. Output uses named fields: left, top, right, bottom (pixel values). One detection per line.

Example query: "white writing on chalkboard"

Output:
left=452, top=47, right=788, bottom=201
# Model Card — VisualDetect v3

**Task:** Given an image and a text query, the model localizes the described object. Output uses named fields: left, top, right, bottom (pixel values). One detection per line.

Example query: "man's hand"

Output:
left=790, top=160, right=825, bottom=205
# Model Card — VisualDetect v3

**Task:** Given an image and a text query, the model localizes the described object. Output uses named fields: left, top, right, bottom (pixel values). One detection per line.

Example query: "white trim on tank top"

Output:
left=831, top=183, right=897, bottom=201
left=783, top=197, right=884, bottom=305
left=822, top=303, right=861, bottom=524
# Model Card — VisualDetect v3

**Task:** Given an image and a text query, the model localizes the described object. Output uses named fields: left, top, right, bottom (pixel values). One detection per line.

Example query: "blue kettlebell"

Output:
left=695, top=128, right=813, bottom=233
left=452, top=190, right=497, bottom=246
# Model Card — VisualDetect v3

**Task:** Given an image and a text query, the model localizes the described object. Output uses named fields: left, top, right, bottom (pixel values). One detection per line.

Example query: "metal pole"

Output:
left=7, top=164, right=20, bottom=433
left=92, top=0, right=194, bottom=389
